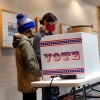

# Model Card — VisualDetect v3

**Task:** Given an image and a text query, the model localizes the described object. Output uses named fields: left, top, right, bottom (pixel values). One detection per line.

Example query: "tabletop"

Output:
left=31, top=74, right=100, bottom=87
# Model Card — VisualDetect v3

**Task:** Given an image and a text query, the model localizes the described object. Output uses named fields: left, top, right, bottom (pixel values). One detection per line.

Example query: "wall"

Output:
left=0, top=0, right=99, bottom=100
left=18, top=0, right=99, bottom=33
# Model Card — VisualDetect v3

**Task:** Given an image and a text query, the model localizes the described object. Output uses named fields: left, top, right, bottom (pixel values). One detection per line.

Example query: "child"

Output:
left=12, top=13, right=42, bottom=100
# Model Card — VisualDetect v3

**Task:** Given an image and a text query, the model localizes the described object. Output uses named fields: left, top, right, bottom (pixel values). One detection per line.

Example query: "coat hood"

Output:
left=12, top=33, right=31, bottom=48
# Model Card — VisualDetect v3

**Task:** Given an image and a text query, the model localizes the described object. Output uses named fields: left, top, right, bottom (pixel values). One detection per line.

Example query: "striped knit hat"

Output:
left=16, top=13, right=35, bottom=33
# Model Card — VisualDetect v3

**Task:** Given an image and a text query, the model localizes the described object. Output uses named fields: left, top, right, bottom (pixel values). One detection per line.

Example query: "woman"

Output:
left=33, top=12, right=59, bottom=100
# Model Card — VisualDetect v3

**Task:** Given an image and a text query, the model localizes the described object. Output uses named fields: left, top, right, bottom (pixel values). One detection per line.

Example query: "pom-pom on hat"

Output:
left=16, top=13, right=35, bottom=33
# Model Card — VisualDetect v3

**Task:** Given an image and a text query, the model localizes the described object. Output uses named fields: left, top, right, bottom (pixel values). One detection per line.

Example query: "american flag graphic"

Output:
left=40, top=37, right=82, bottom=47
left=42, top=68, right=84, bottom=75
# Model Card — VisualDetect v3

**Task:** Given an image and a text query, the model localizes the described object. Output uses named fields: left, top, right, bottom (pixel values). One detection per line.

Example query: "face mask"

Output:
left=46, top=24, right=56, bottom=32
left=26, top=29, right=36, bottom=38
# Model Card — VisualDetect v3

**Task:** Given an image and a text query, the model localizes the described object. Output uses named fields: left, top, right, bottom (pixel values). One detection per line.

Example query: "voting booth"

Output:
left=40, top=32, right=100, bottom=81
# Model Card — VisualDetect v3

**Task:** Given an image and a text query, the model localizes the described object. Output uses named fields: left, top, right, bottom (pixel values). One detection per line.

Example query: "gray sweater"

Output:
left=33, top=27, right=53, bottom=69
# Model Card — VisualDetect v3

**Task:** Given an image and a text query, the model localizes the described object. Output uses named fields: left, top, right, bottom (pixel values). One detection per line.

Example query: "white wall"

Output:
left=0, top=0, right=99, bottom=100
left=0, top=0, right=99, bottom=33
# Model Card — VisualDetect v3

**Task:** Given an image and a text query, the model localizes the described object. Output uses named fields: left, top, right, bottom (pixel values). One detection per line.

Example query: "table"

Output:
left=31, top=74, right=100, bottom=100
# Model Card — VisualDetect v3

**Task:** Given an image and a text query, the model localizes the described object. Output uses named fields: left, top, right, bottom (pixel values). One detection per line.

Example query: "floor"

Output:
left=77, top=84, right=100, bottom=100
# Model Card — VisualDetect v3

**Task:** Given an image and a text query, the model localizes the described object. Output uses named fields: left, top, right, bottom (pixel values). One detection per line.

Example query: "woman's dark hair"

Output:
left=39, top=13, right=57, bottom=25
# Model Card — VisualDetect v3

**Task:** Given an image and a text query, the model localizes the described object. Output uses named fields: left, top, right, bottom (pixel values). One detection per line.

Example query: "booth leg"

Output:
left=73, top=87, right=77, bottom=100
left=82, top=85, right=87, bottom=100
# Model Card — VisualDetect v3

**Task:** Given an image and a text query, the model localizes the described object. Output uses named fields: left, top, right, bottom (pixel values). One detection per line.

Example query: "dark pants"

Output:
left=42, top=87, right=59, bottom=100
left=23, top=91, right=36, bottom=100
left=38, top=59, right=59, bottom=100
